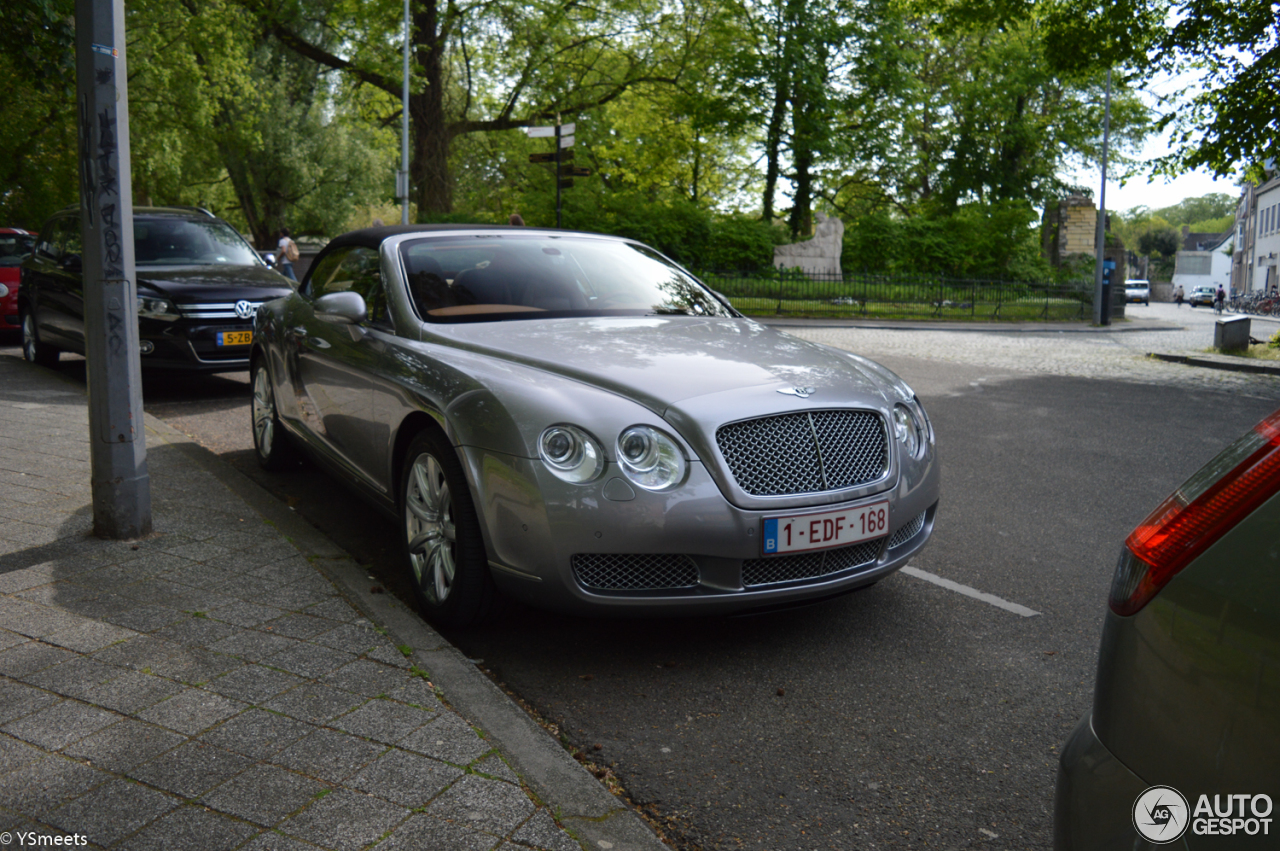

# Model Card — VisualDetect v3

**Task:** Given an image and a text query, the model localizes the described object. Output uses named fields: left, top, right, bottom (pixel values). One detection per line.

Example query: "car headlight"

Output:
left=539, top=425, right=604, bottom=484
left=616, top=426, right=687, bottom=491
left=137, top=296, right=179, bottom=320
left=893, top=401, right=929, bottom=460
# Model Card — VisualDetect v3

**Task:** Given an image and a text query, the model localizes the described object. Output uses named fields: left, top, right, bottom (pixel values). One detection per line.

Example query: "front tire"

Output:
left=401, top=429, right=497, bottom=628
left=21, top=309, right=60, bottom=367
left=251, top=356, right=298, bottom=470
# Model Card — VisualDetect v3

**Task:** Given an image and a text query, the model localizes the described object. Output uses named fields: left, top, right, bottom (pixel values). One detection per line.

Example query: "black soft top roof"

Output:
left=321, top=223, right=606, bottom=253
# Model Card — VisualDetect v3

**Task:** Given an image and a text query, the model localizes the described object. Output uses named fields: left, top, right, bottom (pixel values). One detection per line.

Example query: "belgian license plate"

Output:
left=218, top=330, right=253, bottom=346
left=762, top=501, right=890, bottom=555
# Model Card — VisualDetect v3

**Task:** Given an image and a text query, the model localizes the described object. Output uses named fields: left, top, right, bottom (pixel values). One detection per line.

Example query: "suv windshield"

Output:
left=399, top=235, right=731, bottom=321
left=134, top=218, right=262, bottom=267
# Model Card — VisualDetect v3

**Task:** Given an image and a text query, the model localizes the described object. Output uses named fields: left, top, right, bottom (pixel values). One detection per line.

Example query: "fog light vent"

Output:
left=572, top=553, right=699, bottom=591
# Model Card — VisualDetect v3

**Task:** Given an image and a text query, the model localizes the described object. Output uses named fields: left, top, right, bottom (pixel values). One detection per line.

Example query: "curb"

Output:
left=1149, top=353, right=1280, bottom=377
left=141, top=413, right=669, bottom=851
left=757, top=316, right=1185, bottom=334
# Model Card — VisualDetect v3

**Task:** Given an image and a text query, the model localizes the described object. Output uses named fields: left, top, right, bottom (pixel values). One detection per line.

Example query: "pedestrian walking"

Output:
left=1175, top=285, right=1184, bottom=308
left=276, top=228, right=299, bottom=281
left=1215, top=285, right=1226, bottom=314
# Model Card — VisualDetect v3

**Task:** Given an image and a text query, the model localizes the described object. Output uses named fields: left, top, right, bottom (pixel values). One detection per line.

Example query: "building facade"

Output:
left=1172, top=227, right=1232, bottom=294
left=1230, top=172, right=1280, bottom=294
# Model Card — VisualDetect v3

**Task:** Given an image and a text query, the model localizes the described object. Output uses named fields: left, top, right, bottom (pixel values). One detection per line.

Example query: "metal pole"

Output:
left=555, top=122, right=563, bottom=229
left=400, top=0, right=410, bottom=224
left=75, top=0, right=151, bottom=539
left=1093, top=67, right=1112, bottom=326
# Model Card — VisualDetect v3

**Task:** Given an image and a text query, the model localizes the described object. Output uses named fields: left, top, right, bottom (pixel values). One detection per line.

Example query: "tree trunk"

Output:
left=410, top=2, right=451, bottom=216
left=762, top=73, right=788, bottom=223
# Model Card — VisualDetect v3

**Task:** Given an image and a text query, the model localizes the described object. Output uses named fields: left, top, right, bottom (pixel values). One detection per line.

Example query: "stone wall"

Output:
left=1041, top=195, right=1098, bottom=266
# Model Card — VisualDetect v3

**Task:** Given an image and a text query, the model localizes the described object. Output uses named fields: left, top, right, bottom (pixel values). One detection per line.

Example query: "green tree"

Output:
left=126, top=0, right=391, bottom=245
left=248, top=0, right=709, bottom=216
left=0, top=0, right=77, bottom=228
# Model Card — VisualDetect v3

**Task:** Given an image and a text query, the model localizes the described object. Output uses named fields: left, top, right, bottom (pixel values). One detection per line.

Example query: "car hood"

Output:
left=136, top=264, right=294, bottom=300
left=424, top=316, right=894, bottom=415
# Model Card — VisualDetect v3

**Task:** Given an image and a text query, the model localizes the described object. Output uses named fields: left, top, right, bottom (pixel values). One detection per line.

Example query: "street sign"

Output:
left=558, top=178, right=574, bottom=189
left=529, top=153, right=556, bottom=163
left=525, top=123, right=573, bottom=138
left=559, top=134, right=575, bottom=148
left=559, top=165, right=591, bottom=177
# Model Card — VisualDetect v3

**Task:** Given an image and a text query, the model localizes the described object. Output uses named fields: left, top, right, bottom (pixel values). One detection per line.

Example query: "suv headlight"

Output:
left=539, top=425, right=604, bottom=484
left=616, top=426, right=687, bottom=491
left=137, top=296, right=179, bottom=320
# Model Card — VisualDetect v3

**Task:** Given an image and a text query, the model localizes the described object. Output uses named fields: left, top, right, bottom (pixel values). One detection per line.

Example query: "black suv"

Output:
left=19, top=207, right=294, bottom=371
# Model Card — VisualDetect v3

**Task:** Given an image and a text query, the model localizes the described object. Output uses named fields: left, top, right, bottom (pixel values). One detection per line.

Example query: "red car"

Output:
left=0, top=228, right=37, bottom=332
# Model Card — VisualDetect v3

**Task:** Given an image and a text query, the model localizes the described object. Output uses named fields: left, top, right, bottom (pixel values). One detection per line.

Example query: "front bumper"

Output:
left=1055, top=713, right=1191, bottom=850
left=136, top=318, right=256, bottom=372
left=461, top=445, right=940, bottom=616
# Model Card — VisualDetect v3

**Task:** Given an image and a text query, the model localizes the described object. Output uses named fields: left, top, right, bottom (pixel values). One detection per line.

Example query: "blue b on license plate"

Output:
left=762, top=501, right=889, bottom=555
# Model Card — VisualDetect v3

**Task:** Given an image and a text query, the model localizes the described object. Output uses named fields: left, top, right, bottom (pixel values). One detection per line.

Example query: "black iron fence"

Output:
left=697, top=270, right=1097, bottom=321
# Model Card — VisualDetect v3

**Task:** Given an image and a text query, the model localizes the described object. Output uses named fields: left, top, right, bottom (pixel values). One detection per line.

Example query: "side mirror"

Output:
left=314, top=291, right=367, bottom=325
left=263, top=252, right=276, bottom=266
left=60, top=253, right=82, bottom=272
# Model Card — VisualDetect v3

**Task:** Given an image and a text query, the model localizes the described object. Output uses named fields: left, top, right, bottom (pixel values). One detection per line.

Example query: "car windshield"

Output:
left=399, top=234, right=732, bottom=322
left=0, top=233, right=35, bottom=267
left=134, top=218, right=262, bottom=266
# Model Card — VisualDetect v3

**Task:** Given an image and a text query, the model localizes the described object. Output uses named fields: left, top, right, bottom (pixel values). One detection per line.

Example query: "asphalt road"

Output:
left=3, top=327, right=1277, bottom=850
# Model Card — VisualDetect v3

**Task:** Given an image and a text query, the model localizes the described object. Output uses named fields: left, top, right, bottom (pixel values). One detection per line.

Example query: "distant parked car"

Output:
left=0, top=227, right=37, bottom=331
left=1187, top=285, right=1216, bottom=307
left=1122, top=279, right=1149, bottom=306
left=251, top=224, right=940, bottom=627
left=19, top=207, right=294, bottom=371
left=1054, top=408, right=1280, bottom=849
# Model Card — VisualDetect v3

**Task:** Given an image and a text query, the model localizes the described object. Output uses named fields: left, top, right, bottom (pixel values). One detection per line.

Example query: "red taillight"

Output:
left=1110, top=409, right=1280, bottom=616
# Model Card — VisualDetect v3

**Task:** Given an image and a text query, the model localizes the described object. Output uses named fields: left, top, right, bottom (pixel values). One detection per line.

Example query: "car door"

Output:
left=289, top=246, right=394, bottom=492
left=29, top=215, right=86, bottom=350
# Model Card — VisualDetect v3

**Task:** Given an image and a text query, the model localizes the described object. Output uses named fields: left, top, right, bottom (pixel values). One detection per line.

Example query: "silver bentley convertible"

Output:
left=250, top=225, right=939, bottom=626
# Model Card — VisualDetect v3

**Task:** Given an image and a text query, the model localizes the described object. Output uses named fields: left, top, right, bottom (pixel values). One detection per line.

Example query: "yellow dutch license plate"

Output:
left=218, top=330, right=253, bottom=347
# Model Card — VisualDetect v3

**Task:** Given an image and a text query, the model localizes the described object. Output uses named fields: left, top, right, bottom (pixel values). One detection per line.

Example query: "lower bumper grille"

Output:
left=572, top=554, right=700, bottom=591
left=742, top=538, right=884, bottom=588
left=887, top=511, right=926, bottom=549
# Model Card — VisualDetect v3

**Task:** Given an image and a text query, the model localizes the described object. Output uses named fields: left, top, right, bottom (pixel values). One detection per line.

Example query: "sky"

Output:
left=1069, top=69, right=1243, bottom=216
left=1073, top=135, right=1240, bottom=216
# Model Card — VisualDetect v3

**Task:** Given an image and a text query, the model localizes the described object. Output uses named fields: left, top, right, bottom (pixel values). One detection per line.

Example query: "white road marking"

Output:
left=901, top=566, right=1041, bottom=617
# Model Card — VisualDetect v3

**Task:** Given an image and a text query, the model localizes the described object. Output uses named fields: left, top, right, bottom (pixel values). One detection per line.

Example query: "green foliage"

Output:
left=1269, top=329, right=1280, bottom=350
left=840, top=200, right=1052, bottom=280
left=1187, top=216, right=1234, bottom=234
left=1138, top=229, right=1179, bottom=258
left=1153, top=0, right=1280, bottom=177
left=0, top=0, right=77, bottom=228
left=1151, top=193, right=1238, bottom=224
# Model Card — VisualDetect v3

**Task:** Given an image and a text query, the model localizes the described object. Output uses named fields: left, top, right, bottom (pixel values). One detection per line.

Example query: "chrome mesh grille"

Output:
left=887, top=512, right=926, bottom=549
left=716, top=411, right=887, bottom=496
left=572, top=554, right=699, bottom=591
left=742, top=538, right=884, bottom=587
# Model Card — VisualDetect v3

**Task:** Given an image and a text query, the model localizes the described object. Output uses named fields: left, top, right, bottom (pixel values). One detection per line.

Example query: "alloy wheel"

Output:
left=251, top=365, right=275, bottom=457
left=22, top=313, right=38, bottom=363
left=404, top=453, right=457, bottom=605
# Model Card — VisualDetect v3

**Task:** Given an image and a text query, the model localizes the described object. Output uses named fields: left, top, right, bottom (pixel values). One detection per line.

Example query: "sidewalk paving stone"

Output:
left=0, top=353, right=658, bottom=851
